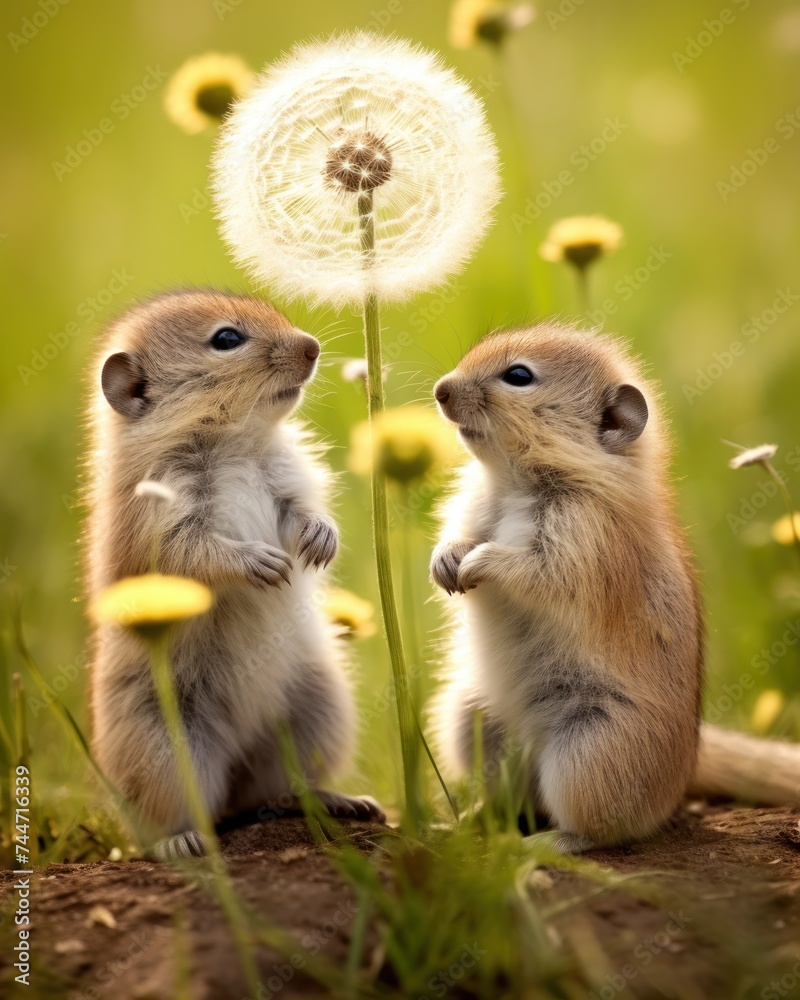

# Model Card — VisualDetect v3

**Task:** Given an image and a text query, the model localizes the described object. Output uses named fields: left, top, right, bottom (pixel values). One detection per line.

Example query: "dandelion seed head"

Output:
left=325, top=131, right=394, bottom=193
left=212, top=32, right=502, bottom=309
left=728, top=443, right=778, bottom=470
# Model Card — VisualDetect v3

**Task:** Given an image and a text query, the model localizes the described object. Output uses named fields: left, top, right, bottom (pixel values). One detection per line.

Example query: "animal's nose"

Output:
left=300, top=336, right=320, bottom=362
left=434, top=380, right=451, bottom=405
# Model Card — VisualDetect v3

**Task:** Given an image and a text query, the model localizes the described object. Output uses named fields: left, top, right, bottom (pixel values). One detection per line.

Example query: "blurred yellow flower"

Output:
left=324, top=589, right=377, bottom=639
left=165, top=53, right=254, bottom=135
left=751, top=689, right=785, bottom=733
left=540, top=215, right=623, bottom=272
left=349, top=406, right=464, bottom=485
left=449, top=0, right=535, bottom=48
left=92, top=574, right=213, bottom=629
left=772, top=512, right=800, bottom=546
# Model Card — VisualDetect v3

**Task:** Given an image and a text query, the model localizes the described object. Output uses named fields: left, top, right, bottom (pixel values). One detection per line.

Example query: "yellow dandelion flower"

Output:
left=349, top=405, right=464, bottom=485
left=539, top=215, right=623, bottom=272
left=772, top=512, right=800, bottom=546
left=324, top=589, right=377, bottom=639
left=165, top=53, right=254, bottom=135
left=449, top=0, right=536, bottom=48
left=751, top=689, right=785, bottom=733
left=92, top=574, right=213, bottom=630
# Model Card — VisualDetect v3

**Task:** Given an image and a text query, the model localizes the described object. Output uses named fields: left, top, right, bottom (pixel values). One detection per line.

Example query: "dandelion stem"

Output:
left=358, top=189, right=420, bottom=829
left=576, top=267, right=590, bottom=313
left=764, top=460, right=800, bottom=572
left=148, top=633, right=260, bottom=996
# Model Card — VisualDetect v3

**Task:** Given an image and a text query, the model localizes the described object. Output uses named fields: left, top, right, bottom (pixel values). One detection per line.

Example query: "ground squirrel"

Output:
left=430, top=322, right=800, bottom=851
left=86, top=289, right=383, bottom=859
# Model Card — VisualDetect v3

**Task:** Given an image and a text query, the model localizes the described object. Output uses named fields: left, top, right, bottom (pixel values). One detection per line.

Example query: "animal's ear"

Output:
left=599, top=384, right=648, bottom=453
left=101, top=352, right=149, bottom=419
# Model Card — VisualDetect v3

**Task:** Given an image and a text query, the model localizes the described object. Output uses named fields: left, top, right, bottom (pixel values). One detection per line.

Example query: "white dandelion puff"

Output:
left=728, top=443, right=778, bottom=470
left=341, top=358, right=369, bottom=382
left=212, top=32, right=500, bottom=815
left=211, top=31, right=502, bottom=310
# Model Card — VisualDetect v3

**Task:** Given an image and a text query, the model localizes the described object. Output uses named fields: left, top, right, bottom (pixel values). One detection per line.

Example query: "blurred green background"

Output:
left=3, top=0, right=800, bottom=819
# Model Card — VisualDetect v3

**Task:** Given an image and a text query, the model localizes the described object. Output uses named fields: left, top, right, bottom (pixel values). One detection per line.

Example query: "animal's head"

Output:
left=433, top=324, right=656, bottom=479
left=98, top=289, right=319, bottom=432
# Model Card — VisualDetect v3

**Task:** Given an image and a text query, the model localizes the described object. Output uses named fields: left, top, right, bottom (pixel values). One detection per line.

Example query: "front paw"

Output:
left=242, top=541, right=293, bottom=589
left=431, top=540, right=476, bottom=595
left=455, top=543, right=494, bottom=593
left=298, top=515, right=338, bottom=570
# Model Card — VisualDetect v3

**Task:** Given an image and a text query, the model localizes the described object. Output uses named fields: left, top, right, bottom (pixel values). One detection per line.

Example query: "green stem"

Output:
left=358, top=189, right=420, bottom=829
left=492, top=46, right=553, bottom=316
left=576, top=266, right=590, bottom=313
left=148, top=632, right=260, bottom=996
left=764, top=460, right=800, bottom=573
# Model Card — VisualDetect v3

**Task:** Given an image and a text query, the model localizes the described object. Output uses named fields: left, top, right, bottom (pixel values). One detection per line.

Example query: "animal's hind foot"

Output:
left=552, top=832, right=595, bottom=855
left=316, top=790, right=386, bottom=823
left=152, top=829, right=207, bottom=862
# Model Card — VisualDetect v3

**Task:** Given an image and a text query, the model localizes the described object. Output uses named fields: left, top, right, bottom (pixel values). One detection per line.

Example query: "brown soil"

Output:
left=2, top=804, right=800, bottom=1000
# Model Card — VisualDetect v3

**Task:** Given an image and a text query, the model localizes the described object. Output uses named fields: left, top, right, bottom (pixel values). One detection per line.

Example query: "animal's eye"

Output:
left=501, top=365, right=535, bottom=387
left=210, top=327, right=247, bottom=351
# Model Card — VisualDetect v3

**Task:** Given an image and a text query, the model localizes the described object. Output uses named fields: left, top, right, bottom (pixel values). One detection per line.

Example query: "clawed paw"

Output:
left=243, top=542, right=293, bottom=589
left=298, top=515, right=338, bottom=570
left=430, top=540, right=476, bottom=595
left=317, top=791, right=386, bottom=823
left=152, top=829, right=207, bottom=862
left=455, top=544, right=491, bottom=593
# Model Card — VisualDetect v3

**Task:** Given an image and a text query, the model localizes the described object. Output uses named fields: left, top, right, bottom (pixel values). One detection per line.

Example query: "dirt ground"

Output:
left=2, top=803, right=800, bottom=1000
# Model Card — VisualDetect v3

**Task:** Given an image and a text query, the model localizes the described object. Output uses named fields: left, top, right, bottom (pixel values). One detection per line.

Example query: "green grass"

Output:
left=2, top=0, right=800, bottom=995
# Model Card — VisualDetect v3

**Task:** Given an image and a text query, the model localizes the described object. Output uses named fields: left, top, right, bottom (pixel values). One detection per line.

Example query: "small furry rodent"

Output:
left=430, top=322, right=800, bottom=852
left=86, top=289, right=383, bottom=859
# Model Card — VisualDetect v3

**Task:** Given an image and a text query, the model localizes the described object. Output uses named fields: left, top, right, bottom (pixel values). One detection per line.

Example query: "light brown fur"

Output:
left=85, top=289, right=382, bottom=859
left=430, top=323, right=798, bottom=851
